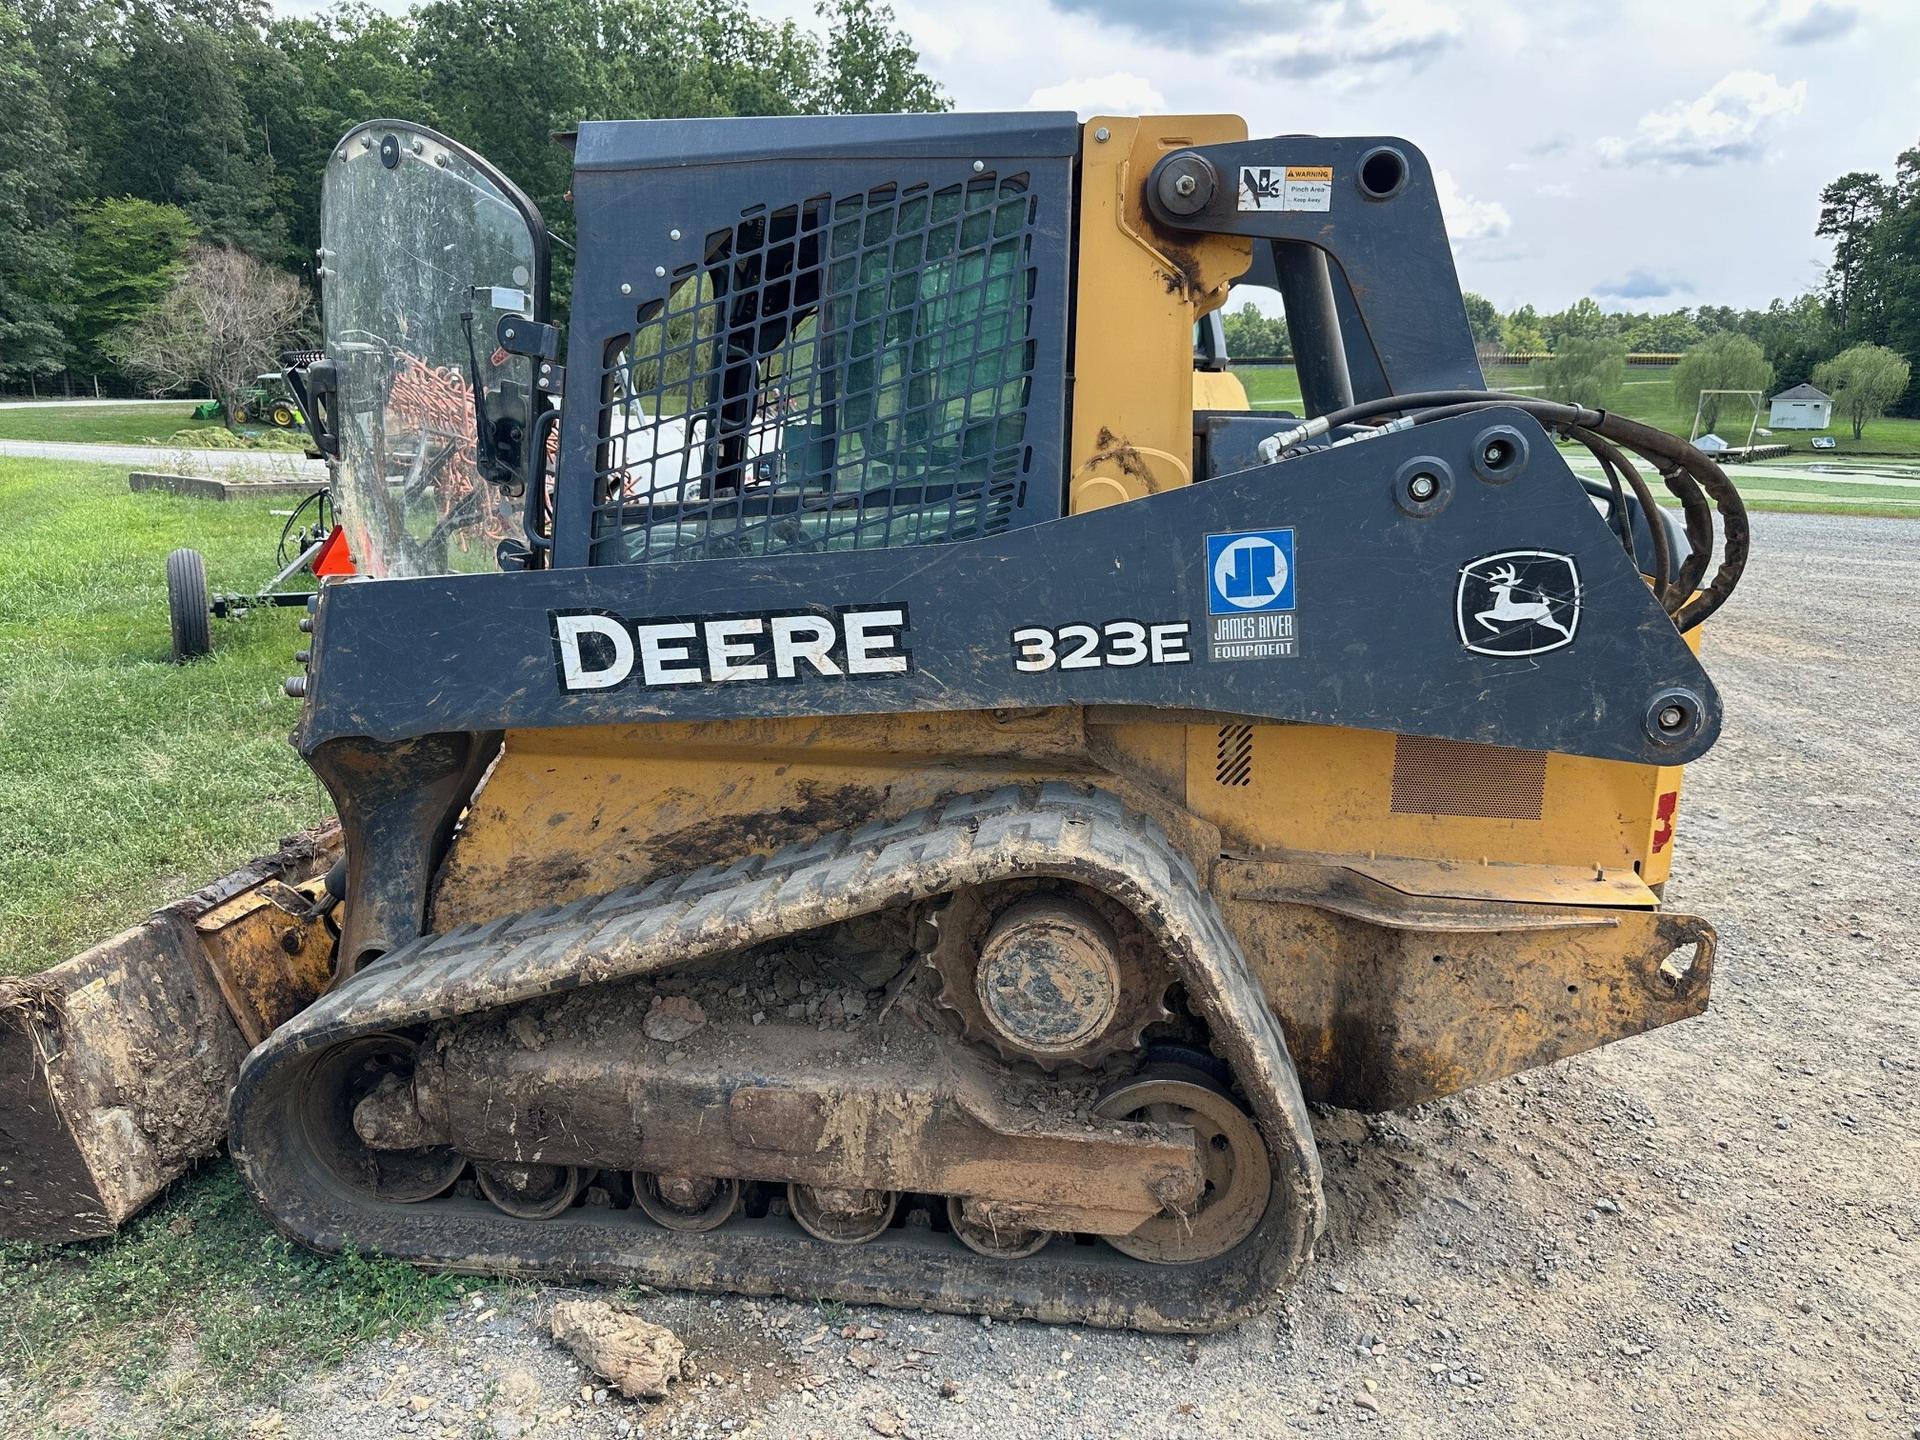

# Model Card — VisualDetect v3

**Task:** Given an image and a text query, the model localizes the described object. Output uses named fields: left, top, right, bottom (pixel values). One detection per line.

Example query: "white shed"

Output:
left=1768, top=383, right=1832, bottom=430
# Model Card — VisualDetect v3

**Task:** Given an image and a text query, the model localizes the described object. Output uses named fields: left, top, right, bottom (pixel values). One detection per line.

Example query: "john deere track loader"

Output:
left=1, top=113, right=1746, bottom=1332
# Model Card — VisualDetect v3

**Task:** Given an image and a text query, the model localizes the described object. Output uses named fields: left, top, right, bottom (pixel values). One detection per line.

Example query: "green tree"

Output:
left=63, top=199, right=198, bottom=374
left=1814, top=342, right=1911, bottom=440
left=1220, top=301, right=1287, bottom=359
left=1534, top=336, right=1625, bottom=406
left=95, top=2, right=293, bottom=260
left=1460, top=291, right=1501, bottom=349
left=0, top=8, right=76, bottom=383
left=1672, top=333, right=1773, bottom=433
left=1619, top=309, right=1702, bottom=354
left=265, top=4, right=430, bottom=266
left=1500, top=304, right=1546, bottom=352
left=1817, top=170, right=1888, bottom=341
left=1541, top=296, right=1613, bottom=348
left=1747, top=294, right=1835, bottom=388
left=813, top=0, right=946, bottom=113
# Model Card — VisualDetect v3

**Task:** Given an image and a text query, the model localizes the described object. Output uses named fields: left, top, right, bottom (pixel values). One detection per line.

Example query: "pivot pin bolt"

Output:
left=1657, top=704, right=1688, bottom=731
left=1407, top=472, right=1440, bottom=502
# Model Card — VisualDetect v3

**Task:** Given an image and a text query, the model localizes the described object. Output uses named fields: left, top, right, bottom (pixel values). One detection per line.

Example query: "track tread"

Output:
left=231, top=785, right=1325, bottom=1332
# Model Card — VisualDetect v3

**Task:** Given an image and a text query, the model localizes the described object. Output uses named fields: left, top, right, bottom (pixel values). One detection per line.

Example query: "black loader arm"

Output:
left=296, top=407, right=1717, bottom=769
left=1151, top=136, right=1483, bottom=408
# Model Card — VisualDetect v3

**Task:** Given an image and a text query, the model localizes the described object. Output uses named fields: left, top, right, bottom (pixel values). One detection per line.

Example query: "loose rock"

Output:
left=643, top=995, right=707, bottom=1043
left=548, top=1301, right=687, bottom=1400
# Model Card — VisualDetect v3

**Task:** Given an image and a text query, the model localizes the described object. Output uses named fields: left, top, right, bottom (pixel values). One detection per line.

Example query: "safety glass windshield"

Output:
left=321, top=122, right=540, bottom=577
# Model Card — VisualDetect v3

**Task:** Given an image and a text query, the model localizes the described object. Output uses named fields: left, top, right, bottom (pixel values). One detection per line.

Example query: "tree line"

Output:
left=0, top=0, right=944, bottom=388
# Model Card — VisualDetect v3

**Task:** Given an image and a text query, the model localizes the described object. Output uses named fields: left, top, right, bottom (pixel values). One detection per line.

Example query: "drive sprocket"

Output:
left=922, top=882, right=1174, bottom=1071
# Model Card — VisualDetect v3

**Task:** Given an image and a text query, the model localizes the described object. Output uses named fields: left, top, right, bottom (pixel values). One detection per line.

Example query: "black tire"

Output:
left=166, top=548, right=213, bottom=663
left=270, top=403, right=296, bottom=428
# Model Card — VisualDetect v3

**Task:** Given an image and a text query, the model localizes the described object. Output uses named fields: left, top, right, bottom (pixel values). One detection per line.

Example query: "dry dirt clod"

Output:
left=864, top=1409, right=905, bottom=1436
left=643, top=995, right=707, bottom=1043
left=547, top=1301, right=687, bottom=1400
left=506, top=1014, right=548, bottom=1050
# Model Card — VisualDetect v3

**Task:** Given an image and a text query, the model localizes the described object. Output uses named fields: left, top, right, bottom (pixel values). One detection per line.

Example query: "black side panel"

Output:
left=300, top=409, right=1719, bottom=767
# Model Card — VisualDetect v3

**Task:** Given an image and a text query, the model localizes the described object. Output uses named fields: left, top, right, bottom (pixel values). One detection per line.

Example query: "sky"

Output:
left=276, top=0, right=1918, bottom=312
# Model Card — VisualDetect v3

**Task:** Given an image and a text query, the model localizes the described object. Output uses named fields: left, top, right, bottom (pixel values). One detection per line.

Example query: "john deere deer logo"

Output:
left=1457, top=551, right=1581, bottom=657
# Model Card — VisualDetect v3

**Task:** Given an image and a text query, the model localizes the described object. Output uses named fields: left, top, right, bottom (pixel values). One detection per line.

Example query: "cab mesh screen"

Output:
left=592, top=173, right=1038, bottom=564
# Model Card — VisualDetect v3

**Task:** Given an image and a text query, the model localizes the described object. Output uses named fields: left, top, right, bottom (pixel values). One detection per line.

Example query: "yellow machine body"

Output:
left=426, top=119, right=1708, bottom=1112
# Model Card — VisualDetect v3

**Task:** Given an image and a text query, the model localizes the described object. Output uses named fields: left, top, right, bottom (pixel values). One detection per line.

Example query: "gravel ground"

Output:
left=46, top=512, right=1920, bottom=1439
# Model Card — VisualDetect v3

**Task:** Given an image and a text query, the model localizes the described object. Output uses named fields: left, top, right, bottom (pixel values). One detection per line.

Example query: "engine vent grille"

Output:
left=1215, top=724, right=1254, bottom=787
left=593, top=173, right=1040, bottom=564
left=1389, top=735, right=1546, bottom=820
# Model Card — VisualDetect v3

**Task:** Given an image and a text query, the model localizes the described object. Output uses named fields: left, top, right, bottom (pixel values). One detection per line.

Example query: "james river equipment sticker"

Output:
left=1206, top=528, right=1298, bottom=661
left=1238, top=165, right=1333, bottom=212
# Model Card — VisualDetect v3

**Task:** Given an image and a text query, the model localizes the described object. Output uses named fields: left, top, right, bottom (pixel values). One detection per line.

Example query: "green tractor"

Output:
left=191, top=371, right=306, bottom=430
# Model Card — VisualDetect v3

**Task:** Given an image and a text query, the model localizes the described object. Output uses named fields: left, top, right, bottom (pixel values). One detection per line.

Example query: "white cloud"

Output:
left=1025, top=71, right=1167, bottom=116
left=1435, top=169, right=1512, bottom=248
left=1597, top=71, right=1807, bottom=168
left=1757, top=0, right=1859, bottom=44
left=1234, top=0, right=1461, bottom=88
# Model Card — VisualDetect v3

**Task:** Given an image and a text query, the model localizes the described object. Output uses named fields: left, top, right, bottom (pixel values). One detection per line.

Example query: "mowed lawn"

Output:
left=1233, top=363, right=1920, bottom=515
left=0, top=457, right=488, bottom=1436
left=0, top=401, right=203, bottom=446
left=0, top=457, right=329, bottom=976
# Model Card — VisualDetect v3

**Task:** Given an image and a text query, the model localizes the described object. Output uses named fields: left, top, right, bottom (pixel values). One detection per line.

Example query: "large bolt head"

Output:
left=1154, top=153, right=1218, bottom=217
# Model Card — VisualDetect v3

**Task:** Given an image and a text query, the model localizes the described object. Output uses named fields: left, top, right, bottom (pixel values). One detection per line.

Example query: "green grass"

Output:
left=0, top=403, right=202, bottom=445
left=1233, top=362, right=1920, bottom=455
left=0, top=456, right=470, bottom=1433
left=1231, top=363, right=1920, bottom=516
left=0, top=404, right=308, bottom=451
left=0, top=1168, right=472, bottom=1437
left=0, top=458, right=329, bottom=976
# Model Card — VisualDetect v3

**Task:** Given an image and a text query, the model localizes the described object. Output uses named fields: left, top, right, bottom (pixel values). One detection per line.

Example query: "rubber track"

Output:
left=230, top=784, right=1326, bottom=1332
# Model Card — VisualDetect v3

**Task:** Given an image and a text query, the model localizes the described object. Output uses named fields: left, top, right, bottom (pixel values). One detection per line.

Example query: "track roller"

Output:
left=475, top=1162, right=587, bottom=1220
left=788, top=1184, right=897, bottom=1245
left=633, top=1172, right=739, bottom=1233
left=947, top=1196, right=1052, bottom=1259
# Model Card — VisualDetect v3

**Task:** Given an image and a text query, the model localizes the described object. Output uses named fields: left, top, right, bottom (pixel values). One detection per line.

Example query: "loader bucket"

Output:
left=0, top=827, right=340, bottom=1242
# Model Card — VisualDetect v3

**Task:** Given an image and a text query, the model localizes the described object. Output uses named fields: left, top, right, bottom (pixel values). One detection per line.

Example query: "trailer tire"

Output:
left=167, top=548, right=213, bottom=663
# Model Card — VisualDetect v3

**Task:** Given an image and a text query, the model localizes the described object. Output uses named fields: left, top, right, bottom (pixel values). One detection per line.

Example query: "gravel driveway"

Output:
left=71, top=512, right=1920, bottom=1439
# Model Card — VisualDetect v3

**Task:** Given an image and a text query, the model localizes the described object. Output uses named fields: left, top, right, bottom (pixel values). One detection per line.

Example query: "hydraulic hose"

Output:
left=1261, top=390, right=1747, bottom=631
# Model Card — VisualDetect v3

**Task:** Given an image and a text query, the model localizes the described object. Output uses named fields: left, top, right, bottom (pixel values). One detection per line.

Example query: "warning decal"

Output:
left=1237, top=165, right=1334, bottom=213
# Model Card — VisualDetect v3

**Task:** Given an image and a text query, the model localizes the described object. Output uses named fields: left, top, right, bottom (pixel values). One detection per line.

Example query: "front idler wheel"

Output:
left=309, top=1035, right=466, bottom=1203
left=1092, top=1068, right=1272, bottom=1264
left=476, top=1161, right=587, bottom=1220
left=788, top=1183, right=897, bottom=1245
